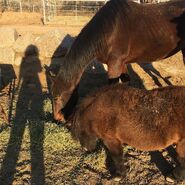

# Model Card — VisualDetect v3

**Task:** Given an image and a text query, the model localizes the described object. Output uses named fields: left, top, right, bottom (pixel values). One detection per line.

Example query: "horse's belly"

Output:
left=127, top=27, right=180, bottom=63
left=129, top=42, right=178, bottom=63
left=121, top=131, right=179, bottom=152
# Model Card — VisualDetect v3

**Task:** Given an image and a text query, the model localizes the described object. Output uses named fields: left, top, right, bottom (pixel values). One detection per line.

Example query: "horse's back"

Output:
left=105, top=0, right=185, bottom=63
left=76, top=85, right=185, bottom=151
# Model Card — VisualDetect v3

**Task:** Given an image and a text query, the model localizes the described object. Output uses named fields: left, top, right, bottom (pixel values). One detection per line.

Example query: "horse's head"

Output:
left=47, top=69, right=76, bottom=123
left=47, top=71, right=64, bottom=123
left=51, top=85, right=65, bottom=123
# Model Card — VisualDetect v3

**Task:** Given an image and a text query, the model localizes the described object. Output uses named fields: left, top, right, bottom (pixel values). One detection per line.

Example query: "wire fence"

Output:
left=0, top=0, right=170, bottom=24
left=42, top=0, right=169, bottom=24
left=0, top=0, right=42, bottom=12
left=42, top=0, right=107, bottom=24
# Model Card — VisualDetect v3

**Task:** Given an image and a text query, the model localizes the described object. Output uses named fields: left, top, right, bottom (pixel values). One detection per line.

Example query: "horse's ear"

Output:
left=47, top=71, right=56, bottom=84
left=44, top=65, right=56, bottom=84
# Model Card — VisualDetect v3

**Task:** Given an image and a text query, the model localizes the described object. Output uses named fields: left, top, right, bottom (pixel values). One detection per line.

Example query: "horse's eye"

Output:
left=54, top=96, right=62, bottom=103
left=54, top=97, right=59, bottom=101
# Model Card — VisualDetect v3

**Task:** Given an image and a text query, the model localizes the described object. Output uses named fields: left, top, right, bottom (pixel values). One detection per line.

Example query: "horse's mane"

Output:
left=71, top=84, right=185, bottom=114
left=58, top=0, right=130, bottom=82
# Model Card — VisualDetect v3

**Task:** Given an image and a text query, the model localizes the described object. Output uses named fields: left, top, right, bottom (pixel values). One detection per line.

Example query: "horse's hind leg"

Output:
left=103, top=138, right=125, bottom=177
left=173, top=139, right=185, bottom=180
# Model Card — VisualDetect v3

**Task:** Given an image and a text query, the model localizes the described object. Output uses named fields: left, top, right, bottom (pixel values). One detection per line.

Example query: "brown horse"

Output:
left=69, top=84, right=185, bottom=180
left=49, top=0, right=185, bottom=121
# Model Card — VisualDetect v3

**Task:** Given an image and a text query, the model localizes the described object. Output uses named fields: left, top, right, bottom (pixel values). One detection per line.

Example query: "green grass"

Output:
left=0, top=94, right=177, bottom=185
left=0, top=115, right=110, bottom=185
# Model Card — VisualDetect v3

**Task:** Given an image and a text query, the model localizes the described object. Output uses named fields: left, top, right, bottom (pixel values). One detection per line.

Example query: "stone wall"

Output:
left=0, top=27, right=74, bottom=66
left=0, top=27, right=108, bottom=91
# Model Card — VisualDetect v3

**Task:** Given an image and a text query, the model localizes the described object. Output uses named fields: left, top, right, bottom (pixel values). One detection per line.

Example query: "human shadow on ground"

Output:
left=0, top=45, right=45, bottom=185
left=0, top=64, right=16, bottom=125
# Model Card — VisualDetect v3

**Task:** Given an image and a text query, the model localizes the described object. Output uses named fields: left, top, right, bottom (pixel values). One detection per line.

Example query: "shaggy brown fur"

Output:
left=50, top=0, right=185, bottom=122
left=70, top=84, right=185, bottom=180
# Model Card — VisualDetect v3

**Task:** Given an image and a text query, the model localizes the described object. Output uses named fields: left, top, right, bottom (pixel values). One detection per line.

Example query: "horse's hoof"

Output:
left=82, top=146, right=96, bottom=153
left=165, top=173, right=175, bottom=183
left=113, top=168, right=126, bottom=180
left=82, top=147, right=89, bottom=152
left=113, top=176, right=122, bottom=182
left=173, top=166, right=185, bottom=181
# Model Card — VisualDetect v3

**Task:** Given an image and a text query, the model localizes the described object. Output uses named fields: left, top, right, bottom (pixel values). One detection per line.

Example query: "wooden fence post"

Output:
left=19, top=0, right=22, bottom=13
left=42, top=0, right=46, bottom=24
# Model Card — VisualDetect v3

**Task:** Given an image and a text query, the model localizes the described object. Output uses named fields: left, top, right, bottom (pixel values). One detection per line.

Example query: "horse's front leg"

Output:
left=104, top=138, right=125, bottom=178
left=107, top=62, right=130, bottom=84
left=120, top=64, right=130, bottom=83
left=173, top=139, right=185, bottom=181
left=107, top=61, right=123, bottom=85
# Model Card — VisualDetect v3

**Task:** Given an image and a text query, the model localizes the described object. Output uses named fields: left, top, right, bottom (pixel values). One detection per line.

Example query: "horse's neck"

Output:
left=59, top=36, right=97, bottom=86
left=68, top=35, right=96, bottom=67
left=62, top=22, right=105, bottom=82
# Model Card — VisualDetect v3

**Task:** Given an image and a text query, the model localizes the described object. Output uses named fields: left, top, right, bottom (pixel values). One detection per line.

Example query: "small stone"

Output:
left=113, top=176, right=122, bottom=182
left=165, top=175, right=175, bottom=183
left=0, top=27, right=18, bottom=47
left=162, top=151, right=168, bottom=157
left=13, top=33, right=36, bottom=54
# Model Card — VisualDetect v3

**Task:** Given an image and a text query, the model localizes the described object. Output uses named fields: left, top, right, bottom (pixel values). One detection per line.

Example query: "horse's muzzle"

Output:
left=54, top=112, right=66, bottom=123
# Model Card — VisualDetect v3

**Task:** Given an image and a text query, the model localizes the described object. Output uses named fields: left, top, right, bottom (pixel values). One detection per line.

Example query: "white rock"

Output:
left=35, top=29, right=74, bottom=58
left=0, top=48, right=15, bottom=64
left=13, top=33, right=35, bottom=54
left=14, top=57, right=23, bottom=66
left=0, top=27, right=18, bottom=48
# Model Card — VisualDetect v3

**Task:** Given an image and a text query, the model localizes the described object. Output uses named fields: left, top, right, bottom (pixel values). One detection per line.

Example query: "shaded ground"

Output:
left=1, top=12, right=185, bottom=185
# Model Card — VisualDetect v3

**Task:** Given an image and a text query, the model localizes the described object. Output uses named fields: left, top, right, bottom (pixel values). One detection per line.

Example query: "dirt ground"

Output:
left=1, top=12, right=185, bottom=185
